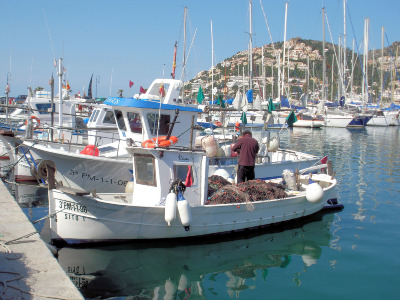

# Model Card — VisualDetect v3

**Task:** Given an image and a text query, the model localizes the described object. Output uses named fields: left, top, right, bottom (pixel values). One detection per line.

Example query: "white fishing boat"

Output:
left=45, top=147, right=336, bottom=243
left=41, top=88, right=338, bottom=243
left=20, top=78, right=323, bottom=193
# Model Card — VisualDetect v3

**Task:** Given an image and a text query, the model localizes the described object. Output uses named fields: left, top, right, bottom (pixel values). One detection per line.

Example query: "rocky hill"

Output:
left=186, top=37, right=399, bottom=101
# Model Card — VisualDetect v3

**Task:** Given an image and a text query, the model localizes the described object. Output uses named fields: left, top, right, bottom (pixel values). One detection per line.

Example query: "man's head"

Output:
left=242, top=130, right=252, bottom=137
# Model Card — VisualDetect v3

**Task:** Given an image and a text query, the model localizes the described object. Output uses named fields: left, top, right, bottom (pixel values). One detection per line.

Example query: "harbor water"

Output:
left=7, top=126, right=400, bottom=299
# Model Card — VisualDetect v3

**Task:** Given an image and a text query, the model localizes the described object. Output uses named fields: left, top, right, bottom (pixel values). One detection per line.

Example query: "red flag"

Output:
left=140, top=86, right=146, bottom=93
left=185, top=166, right=193, bottom=187
left=129, top=80, right=134, bottom=88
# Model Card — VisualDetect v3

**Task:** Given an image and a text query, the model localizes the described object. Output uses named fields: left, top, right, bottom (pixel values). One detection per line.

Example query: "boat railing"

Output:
left=25, top=124, right=128, bottom=160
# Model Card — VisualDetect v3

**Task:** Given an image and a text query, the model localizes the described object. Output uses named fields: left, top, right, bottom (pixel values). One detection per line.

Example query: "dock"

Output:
left=0, top=180, right=84, bottom=299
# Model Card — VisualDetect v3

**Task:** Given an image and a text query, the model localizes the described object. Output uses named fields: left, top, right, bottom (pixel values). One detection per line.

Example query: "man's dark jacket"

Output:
left=232, top=134, right=259, bottom=166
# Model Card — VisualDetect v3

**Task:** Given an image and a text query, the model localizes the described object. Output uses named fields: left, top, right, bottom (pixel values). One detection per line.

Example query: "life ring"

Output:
left=25, top=116, right=40, bottom=129
left=214, top=121, right=222, bottom=127
left=142, top=136, right=178, bottom=148
left=235, top=121, right=240, bottom=131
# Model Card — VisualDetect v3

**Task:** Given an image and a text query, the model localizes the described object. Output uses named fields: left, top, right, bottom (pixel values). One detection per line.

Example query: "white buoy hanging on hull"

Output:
left=178, top=194, right=192, bottom=231
left=306, top=182, right=324, bottom=203
left=268, top=137, right=279, bottom=152
left=165, top=192, right=177, bottom=226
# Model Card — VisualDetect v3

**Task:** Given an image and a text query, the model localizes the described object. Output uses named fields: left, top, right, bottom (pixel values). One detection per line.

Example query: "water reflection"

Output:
left=57, top=213, right=336, bottom=299
left=13, top=182, right=48, bottom=208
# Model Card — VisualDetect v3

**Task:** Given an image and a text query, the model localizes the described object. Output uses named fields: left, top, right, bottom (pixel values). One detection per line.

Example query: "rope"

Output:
left=4, top=208, right=66, bottom=245
left=1, top=142, right=39, bottom=179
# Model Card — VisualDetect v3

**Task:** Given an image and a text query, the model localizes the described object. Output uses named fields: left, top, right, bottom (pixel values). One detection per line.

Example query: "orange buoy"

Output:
left=80, top=145, right=100, bottom=156
left=141, top=136, right=178, bottom=148
left=25, top=116, right=41, bottom=129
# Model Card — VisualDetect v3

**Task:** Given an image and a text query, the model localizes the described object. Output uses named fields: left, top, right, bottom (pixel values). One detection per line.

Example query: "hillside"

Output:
left=186, top=37, right=399, bottom=102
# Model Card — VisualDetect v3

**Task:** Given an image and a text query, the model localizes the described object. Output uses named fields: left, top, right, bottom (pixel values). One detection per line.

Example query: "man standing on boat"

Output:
left=232, top=130, right=259, bottom=184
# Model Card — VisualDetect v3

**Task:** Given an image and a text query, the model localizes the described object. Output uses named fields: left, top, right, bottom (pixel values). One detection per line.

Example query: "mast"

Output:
left=331, top=55, right=335, bottom=101
left=58, top=58, right=63, bottom=132
left=350, top=39, right=355, bottom=99
left=262, top=46, right=265, bottom=100
left=338, top=36, right=342, bottom=101
left=380, top=26, right=384, bottom=103
left=372, top=47, right=375, bottom=102
left=322, top=7, right=326, bottom=101
left=181, top=7, right=187, bottom=103
left=277, top=53, right=281, bottom=101
left=171, top=42, right=177, bottom=79
left=211, top=19, right=214, bottom=103
left=343, top=0, right=347, bottom=99
left=307, top=55, right=310, bottom=101
left=362, top=18, right=369, bottom=106
left=249, top=0, right=253, bottom=91
left=271, top=60, right=274, bottom=99
left=392, top=46, right=398, bottom=102
left=281, top=2, right=288, bottom=97
left=5, top=72, right=10, bottom=124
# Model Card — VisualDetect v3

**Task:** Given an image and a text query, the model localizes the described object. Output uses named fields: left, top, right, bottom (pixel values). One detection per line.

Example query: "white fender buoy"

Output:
left=178, top=197, right=192, bottom=230
left=125, top=181, right=134, bottom=193
left=178, top=273, right=189, bottom=291
left=204, top=128, right=213, bottom=134
left=165, top=193, right=177, bottom=226
left=164, top=279, right=177, bottom=300
left=306, top=182, right=324, bottom=203
left=221, top=144, right=231, bottom=157
left=214, top=168, right=230, bottom=180
left=268, top=137, right=279, bottom=152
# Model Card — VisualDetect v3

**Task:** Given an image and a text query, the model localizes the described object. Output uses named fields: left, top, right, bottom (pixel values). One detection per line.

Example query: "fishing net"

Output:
left=206, top=177, right=287, bottom=205
left=207, top=175, right=232, bottom=198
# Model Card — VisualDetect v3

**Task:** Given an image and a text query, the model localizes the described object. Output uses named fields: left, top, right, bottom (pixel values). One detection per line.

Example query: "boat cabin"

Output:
left=103, top=87, right=207, bottom=206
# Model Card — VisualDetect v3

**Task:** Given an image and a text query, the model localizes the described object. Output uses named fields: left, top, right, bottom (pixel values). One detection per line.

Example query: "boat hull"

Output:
left=48, top=175, right=337, bottom=243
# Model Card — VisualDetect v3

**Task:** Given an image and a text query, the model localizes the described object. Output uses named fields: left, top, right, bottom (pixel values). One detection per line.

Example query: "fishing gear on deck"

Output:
left=206, top=175, right=287, bottom=205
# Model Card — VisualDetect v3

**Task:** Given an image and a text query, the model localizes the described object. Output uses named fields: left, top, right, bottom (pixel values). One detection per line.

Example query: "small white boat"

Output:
left=46, top=151, right=337, bottom=243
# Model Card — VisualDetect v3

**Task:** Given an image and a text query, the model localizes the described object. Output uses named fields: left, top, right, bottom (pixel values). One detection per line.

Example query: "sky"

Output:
left=0, top=0, right=398, bottom=98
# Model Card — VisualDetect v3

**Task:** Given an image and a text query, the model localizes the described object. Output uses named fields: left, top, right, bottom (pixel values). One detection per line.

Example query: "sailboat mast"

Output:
left=58, top=57, right=63, bottom=131
left=338, top=36, right=342, bottom=101
left=362, top=18, right=369, bottom=105
left=343, top=0, right=347, bottom=99
left=281, top=2, right=288, bottom=97
left=322, top=7, right=326, bottom=101
left=181, top=7, right=187, bottom=103
left=262, top=46, right=265, bottom=100
left=249, top=0, right=253, bottom=91
left=211, top=20, right=214, bottom=103
left=380, top=26, right=384, bottom=103
left=351, top=39, right=355, bottom=99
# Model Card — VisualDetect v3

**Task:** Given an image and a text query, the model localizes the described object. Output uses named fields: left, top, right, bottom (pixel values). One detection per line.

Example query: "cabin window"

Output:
left=174, top=165, right=194, bottom=185
left=147, top=83, right=170, bottom=96
left=146, top=113, right=170, bottom=135
left=89, top=109, right=100, bottom=122
left=103, top=111, right=116, bottom=124
left=35, top=103, right=54, bottom=114
left=127, top=112, right=142, bottom=133
left=114, top=110, right=126, bottom=131
left=134, top=154, right=156, bottom=186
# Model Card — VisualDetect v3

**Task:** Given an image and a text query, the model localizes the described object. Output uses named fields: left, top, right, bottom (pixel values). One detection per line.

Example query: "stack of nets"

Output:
left=206, top=176, right=287, bottom=205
